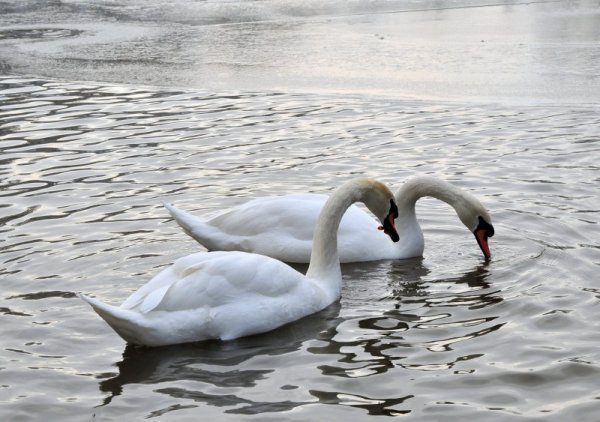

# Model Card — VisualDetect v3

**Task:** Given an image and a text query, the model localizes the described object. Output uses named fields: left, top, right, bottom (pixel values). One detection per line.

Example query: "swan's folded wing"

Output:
left=127, top=251, right=305, bottom=314
left=139, top=285, right=171, bottom=314
left=120, top=252, right=214, bottom=311
left=210, top=194, right=327, bottom=239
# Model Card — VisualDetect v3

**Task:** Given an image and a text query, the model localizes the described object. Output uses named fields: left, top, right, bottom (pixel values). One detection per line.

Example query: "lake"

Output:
left=1, top=0, right=600, bottom=421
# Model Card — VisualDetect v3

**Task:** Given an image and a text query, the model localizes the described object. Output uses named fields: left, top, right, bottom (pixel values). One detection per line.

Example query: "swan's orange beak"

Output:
left=474, top=216, right=494, bottom=260
left=378, top=200, right=400, bottom=242
left=475, top=229, right=491, bottom=259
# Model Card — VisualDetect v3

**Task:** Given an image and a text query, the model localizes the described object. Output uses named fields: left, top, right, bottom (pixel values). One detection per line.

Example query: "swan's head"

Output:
left=359, top=179, right=400, bottom=243
left=455, top=196, right=494, bottom=259
left=396, top=176, right=495, bottom=259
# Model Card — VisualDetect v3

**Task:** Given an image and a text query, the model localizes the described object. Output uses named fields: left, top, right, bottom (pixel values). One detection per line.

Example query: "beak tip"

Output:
left=475, top=230, right=491, bottom=260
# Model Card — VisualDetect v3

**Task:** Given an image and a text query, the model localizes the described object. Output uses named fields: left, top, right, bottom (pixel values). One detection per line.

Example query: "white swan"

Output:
left=164, top=176, right=494, bottom=263
left=80, top=178, right=400, bottom=346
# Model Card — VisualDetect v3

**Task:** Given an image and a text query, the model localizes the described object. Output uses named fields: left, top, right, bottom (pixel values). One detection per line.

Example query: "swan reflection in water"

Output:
left=97, top=302, right=342, bottom=411
left=96, top=260, right=503, bottom=416
left=315, top=259, right=504, bottom=379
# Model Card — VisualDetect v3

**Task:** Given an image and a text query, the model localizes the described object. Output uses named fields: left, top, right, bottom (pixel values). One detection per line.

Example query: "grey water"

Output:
left=1, top=1, right=600, bottom=421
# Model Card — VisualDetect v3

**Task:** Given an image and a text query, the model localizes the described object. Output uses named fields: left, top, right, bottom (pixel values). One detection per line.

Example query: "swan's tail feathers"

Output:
left=164, top=203, right=210, bottom=243
left=163, top=202, right=230, bottom=251
left=80, top=294, right=153, bottom=346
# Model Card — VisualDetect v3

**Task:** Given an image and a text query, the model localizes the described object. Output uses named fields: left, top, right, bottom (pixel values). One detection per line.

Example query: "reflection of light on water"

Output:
left=310, top=390, right=413, bottom=416
left=422, top=322, right=504, bottom=352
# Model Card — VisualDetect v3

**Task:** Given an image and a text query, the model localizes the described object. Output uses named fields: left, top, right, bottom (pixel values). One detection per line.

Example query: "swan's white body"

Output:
left=81, top=251, right=330, bottom=346
left=81, top=178, right=398, bottom=346
left=165, top=194, right=402, bottom=263
left=165, top=176, right=493, bottom=263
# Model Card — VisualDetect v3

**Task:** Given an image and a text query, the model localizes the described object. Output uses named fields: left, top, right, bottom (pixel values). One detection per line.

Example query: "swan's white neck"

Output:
left=394, top=176, right=472, bottom=256
left=306, top=179, right=384, bottom=298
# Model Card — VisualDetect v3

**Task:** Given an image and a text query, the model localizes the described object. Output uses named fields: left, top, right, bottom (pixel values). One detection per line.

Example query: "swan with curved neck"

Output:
left=81, top=178, right=399, bottom=346
left=164, top=176, right=494, bottom=263
left=390, top=176, right=494, bottom=259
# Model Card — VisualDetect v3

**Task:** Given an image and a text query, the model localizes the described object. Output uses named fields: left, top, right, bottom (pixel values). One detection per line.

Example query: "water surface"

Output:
left=1, top=0, right=600, bottom=420
left=1, top=76, right=599, bottom=420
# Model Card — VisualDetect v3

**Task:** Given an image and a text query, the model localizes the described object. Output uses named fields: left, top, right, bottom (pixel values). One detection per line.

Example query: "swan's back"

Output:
left=210, top=194, right=325, bottom=238
left=207, top=193, right=395, bottom=262
left=123, top=252, right=308, bottom=313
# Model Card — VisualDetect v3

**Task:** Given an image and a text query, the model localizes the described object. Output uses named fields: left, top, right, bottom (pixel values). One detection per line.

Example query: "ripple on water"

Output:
left=0, top=28, right=84, bottom=41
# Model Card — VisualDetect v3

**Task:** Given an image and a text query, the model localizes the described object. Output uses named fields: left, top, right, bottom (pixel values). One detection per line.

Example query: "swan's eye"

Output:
left=476, top=216, right=494, bottom=238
